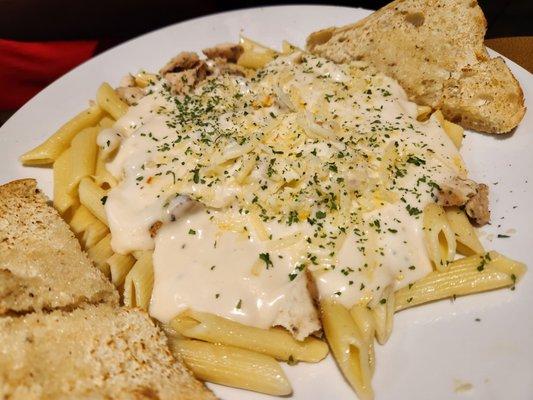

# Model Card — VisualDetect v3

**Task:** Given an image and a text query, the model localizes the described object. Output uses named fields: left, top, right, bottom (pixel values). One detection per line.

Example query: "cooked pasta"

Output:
left=20, top=103, right=103, bottom=165
left=169, top=338, right=292, bottom=395
left=170, top=310, right=328, bottom=362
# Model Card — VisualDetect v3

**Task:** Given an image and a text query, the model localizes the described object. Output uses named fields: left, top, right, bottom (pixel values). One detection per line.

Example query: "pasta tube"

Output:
left=107, top=253, right=136, bottom=287
left=94, top=147, right=118, bottom=189
left=371, top=287, right=395, bottom=345
left=321, top=300, right=374, bottom=400
left=349, top=304, right=376, bottom=375
left=96, top=82, right=128, bottom=120
left=67, top=127, right=99, bottom=195
left=53, top=148, right=78, bottom=214
left=20, top=103, right=103, bottom=165
left=86, top=234, right=113, bottom=276
left=78, top=177, right=108, bottom=225
left=423, top=203, right=456, bottom=271
left=416, top=105, right=432, bottom=121
left=433, top=110, right=463, bottom=148
left=123, top=251, right=154, bottom=310
left=69, top=205, right=96, bottom=235
left=237, top=37, right=278, bottom=70
left=82, top=220, right=109, bottom=249
left=169, top=338, right=292, bottom=396
left=445, top=207, right=484, bottom=255
left=395, top=251, right=526, bottom=312
left=69, top=205, right=109, bottom=249
left=281, top=40, right=302, bottom=54
left=170, top=310, right=328, bottom=363
left=98, top=116, right=115, bottom=128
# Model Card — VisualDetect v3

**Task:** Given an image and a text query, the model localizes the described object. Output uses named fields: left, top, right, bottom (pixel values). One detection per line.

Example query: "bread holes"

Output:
left=405, top=12, right=425, bottom=27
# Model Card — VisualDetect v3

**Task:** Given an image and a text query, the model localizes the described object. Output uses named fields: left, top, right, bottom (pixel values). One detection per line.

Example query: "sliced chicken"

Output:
left=159, top=52, right=204, bottom=75
left=464, top=183, right=490, bottom=225
left=273, top=274, right=321, bottom=341
left=437, top=177, right=490, bottom=225
left=160, top=52, right=208, bottom=94
left=202, top=43, right=244, bottom=63
left=207, top=58, right=247, bottom=77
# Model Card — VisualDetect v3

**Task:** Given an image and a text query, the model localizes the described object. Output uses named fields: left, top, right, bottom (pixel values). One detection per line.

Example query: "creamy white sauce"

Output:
left=102, top=52, right=462, bottom=333
left=151, top=205, right=309, bottom=328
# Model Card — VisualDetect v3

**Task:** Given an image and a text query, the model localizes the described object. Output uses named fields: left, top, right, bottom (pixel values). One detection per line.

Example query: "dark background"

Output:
left=1, top=0, right=532, bottom=43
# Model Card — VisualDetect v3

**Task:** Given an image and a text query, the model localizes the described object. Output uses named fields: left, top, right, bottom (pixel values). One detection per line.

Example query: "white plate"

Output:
left=1, top=5, right=532, bottom=400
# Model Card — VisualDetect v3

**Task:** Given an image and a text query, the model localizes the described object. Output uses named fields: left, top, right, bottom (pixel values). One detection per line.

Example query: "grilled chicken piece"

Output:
left=202, top=43, right=244, bottom=63
left=207, top=59, right=247, bottom=77
left=160, top=52, right=204, bottom=75
left=160, top=52, right=208, bottom=94
left=464, top=183, right=490, bottom=225
left=273, top=274, right=321, bottom=341
left=437, top=177, right=490, bottom=225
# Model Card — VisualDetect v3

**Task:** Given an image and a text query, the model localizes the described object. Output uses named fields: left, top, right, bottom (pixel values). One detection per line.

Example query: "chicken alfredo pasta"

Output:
left=21, top=39, right=526, bottom=399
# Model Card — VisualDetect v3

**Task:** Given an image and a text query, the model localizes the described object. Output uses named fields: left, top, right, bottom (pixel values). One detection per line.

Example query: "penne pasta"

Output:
left=281, top=40, right=302, bottom=55
left=94, top=146, right=118, bottom=189
left=320, top=300, right=374, bottom=400
left=371, top=287, right=395, bottom=345
left=445, top=206, right=484, bottom=255
left=442, top=120, right=464, bottom=148
left=416, top=105, right=433, bottom=121
left=134, top=71, right=158, bottom=88
left=20, top=103, right=103, bottom=165
left=70, top=205, right=109, bottom=248
left=87, top=234, right=113, bottom=276
left=349, top=304, right=376, bottom=375
left=423, top=203, right=456, bottom=272
left=53, top=148, right=78, bottom=214
left=82, top=220, right=109, bottom=249
left=170, top=309, right=328, bottom=363
left=237, top=37, right=278, bottom=70
left=106, top=253, right=136, bottom=287
left=395, top=251, right=526, bottom=312
left=96, top=82, right=128, bottom=120
left=67, top=127, right=99, bottom=195
left=69, top=205, right=97, bottom=235
left=98, top=116, right=115, bottom=129
left=123, top=251, right=154, bottom=310
left=168, top=338, right=292, bottom=396
left=433, top=110, right=464, bottom=148
left=78, top=177, right=108, bottom=225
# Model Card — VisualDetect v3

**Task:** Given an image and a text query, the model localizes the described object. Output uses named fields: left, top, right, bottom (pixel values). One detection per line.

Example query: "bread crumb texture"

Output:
left=0, top=179, right=118, bottom=314
left=0, top=305, right=216, bottom=399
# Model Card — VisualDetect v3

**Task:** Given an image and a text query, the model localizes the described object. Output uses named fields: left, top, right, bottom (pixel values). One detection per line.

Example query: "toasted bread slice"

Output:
left=0, top=304, right=216, bottom=399
left=307, top=0, right=525, bottom=133
left=0, top=179, right=117, bottom=314
left=441, top=57, right=525, bottom=133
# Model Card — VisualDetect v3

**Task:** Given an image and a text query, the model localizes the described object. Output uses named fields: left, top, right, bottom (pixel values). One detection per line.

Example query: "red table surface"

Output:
left=0, top=39, right=98, bottom=110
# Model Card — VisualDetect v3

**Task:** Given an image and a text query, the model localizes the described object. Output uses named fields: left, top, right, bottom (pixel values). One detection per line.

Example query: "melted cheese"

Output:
left=102, top=52, right=461, bottom=331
